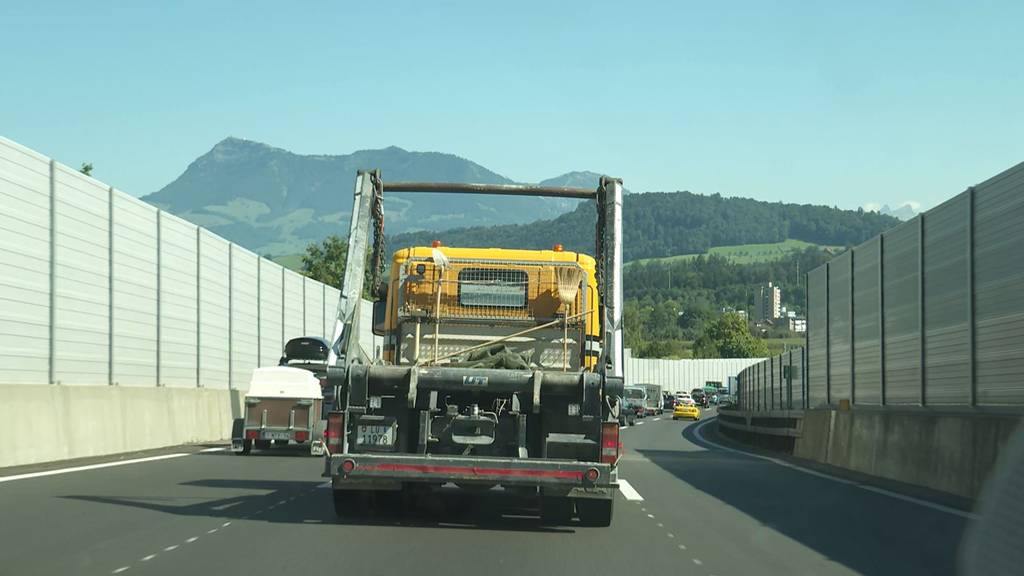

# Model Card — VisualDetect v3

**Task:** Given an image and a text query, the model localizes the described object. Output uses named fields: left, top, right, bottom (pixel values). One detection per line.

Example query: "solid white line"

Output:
left=617, top=479, right=644, bottom=501
left=692, top=418, right=979, bottom=520
left=198, top=447, right=226, bottom=453
left=0, top=453, right=190, bottom=484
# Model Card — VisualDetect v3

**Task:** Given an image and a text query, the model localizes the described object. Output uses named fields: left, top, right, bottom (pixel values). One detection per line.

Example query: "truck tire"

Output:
left=540, top=496, right=574, bottom=525
left=238, top=439, right=252, bottom=455
left=576, top=498, right=613, bottom=527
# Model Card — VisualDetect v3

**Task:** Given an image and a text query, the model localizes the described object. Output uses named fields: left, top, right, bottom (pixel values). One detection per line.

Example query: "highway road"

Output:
left=0, top=411, right=971, bottom=576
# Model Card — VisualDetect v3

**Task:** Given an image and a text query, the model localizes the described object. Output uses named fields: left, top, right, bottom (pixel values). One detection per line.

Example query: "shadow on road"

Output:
left=60, top=473, right=575, bottom=534
left=633, top=419, right=969, bottom=576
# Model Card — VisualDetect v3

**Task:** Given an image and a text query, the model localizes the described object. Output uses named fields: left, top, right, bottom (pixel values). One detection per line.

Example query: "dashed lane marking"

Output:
left=141, top=555, right=156, bottom=562
left=635, top=421, right=645, bottom=426
left=163, top=545, right=178, bottom=552
left=617, top=479, right=644, bottom=501
left=692, top=558, right=703, bottom=566
left=112, top=567, right=130, bottom=574
left=185, top=537, right=198, bottom=543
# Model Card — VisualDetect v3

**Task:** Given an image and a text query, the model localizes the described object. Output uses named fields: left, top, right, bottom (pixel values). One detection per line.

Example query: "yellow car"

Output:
left=673, top=403, right=701, bottom=421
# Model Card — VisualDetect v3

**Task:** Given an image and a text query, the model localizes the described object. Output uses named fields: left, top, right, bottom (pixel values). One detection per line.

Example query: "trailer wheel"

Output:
left=237, top=439, right=252, bottom=455
left=540, top=496, right=574, bottom=525
left=576, top=498, right=613, bottom=527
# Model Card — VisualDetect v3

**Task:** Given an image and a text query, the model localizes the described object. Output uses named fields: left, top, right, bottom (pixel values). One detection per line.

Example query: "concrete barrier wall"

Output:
left=0, top=383, right=242, bottom=468
left=721, top=407, right=1022, bottom=499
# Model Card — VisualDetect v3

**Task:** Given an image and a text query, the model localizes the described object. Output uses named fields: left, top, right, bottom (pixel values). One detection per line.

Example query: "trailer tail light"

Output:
left=601, top=421, right=620, bottom=465
left=294, top=430, right=309, bottom=442
left=326, top=411, right=345, bottom=452
left=245, top=430, right=259, bottom=440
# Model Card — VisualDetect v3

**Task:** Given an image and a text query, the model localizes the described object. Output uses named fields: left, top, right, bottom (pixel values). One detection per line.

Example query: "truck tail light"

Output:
left=326, top=411, right=345, bottom=452
left=601, top=421, right=620, bottom=465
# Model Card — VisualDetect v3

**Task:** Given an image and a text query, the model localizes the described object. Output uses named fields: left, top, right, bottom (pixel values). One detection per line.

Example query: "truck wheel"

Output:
left=238, top=439, right=252, bottom=455
left=576, top=498, right=613, bottom=527
left=540, top=496, right=574, bottom=525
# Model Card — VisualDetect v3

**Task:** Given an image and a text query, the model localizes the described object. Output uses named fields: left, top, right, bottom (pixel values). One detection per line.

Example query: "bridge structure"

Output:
left=0, top=135, right=1020, bottom=576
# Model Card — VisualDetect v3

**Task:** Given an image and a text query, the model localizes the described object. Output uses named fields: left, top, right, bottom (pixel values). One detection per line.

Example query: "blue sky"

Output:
left=1, top=1, right=1021, bottom=211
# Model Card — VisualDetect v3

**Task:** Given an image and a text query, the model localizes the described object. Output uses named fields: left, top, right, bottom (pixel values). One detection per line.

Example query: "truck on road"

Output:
left=321, top=173, right=626, bottom=526
left=642, top=383, right=663, bottom=415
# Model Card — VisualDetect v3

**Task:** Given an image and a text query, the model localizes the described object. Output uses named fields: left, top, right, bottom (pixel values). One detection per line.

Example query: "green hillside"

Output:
left=631, top=239, right=839, bottom=266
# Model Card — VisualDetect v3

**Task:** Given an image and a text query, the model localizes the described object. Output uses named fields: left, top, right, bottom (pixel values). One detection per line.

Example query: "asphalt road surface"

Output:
left=0, top=411, right=971, bottom=576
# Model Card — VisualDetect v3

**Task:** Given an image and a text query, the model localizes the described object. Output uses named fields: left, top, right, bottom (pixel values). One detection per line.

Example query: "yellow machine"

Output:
left=379, top=245, right=602, bottom=371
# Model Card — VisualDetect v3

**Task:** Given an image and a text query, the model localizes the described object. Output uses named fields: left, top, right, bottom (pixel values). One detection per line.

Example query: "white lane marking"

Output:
left=163, top=545, right=178, bottom=552
left=113, top=567, right=130, bottom=574
left=210, top=501, right=242, bottom=511
left=276, top=500, right=286, bottom=506
left=198, top=447, right=226, bottom=453
left=617, top=479, right=645, bottom=501
left=635, top=421, right=645, bottom=426
left=693, top=558, right=703, bottom=566
left=667, top=533, right=675, bottom=538
left=657, top=522, right=663, bottom=528
left=221, top=521, right=231, bottom=527
left=207, top=528, right=218, bottom=534
left=141, top=555, right=156, bottom=562
left=317, top=481, right=332, bottom=489
left=185, top=537, right=198, bottom=543
left=646, top=513, right=655, bottom=519
left=0, top=453, right=190, bottom=483
left=678, top=544, right=687, bottom=550
left=653, top=417, right=661, bottom=421
left=693, top=418, right=979, bottom=520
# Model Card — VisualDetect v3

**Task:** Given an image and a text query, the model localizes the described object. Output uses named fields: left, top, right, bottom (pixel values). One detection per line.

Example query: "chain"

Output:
left=370, top=172, right=386, bottom=298
left=595, top=184, right=606, bottom=301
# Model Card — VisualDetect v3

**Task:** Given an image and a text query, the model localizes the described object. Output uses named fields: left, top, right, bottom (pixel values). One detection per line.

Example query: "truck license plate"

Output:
left=357, top=425, right=394, bottom=446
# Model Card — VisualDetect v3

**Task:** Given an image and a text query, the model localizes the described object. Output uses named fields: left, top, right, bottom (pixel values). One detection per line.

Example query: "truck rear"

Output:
left=323, top=173, right=626, bottom=526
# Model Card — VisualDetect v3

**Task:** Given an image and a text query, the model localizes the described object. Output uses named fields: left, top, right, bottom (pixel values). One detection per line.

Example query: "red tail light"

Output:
left=601, top=421, right=620, bottom=465
left=326, top=411, right=345, bottom=452
left=294, top=430, right=309, bottom=442
left=245, top=430, right=258, bottom=440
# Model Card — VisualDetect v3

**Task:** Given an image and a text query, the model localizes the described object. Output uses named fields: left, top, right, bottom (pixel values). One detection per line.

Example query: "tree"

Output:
left=693, top=313, right=769, bottom=359
left=302, top=234, right=347, bottom=289
left=79, top=162, right=93, bottom=176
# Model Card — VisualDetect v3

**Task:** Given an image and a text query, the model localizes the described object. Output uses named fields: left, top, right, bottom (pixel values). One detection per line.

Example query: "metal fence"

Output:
left=0, top=136, right=343, bottom=390
left=739, top=160, right=1024, bottom=411
left=624, top=349, right=762, bottom=394
left=736, top=348, right=805, bottom=411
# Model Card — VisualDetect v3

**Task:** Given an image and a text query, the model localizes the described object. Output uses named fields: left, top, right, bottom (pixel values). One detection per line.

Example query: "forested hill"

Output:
left=390, top=191, right=899, bottom=261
